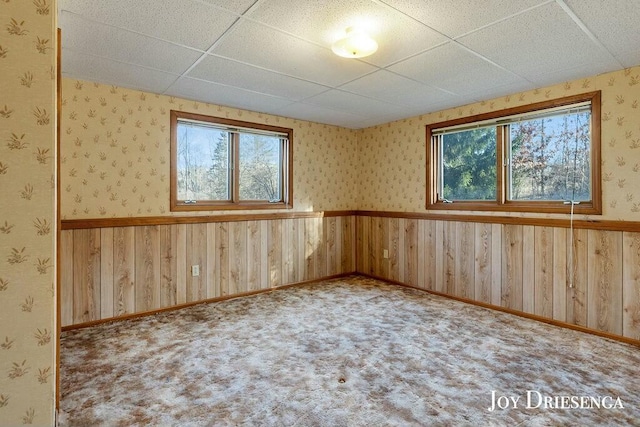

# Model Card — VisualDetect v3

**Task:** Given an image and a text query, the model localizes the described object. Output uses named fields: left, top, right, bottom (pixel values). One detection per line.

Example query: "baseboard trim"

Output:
left=359, top=273, right=640, bottom=348
left=61, top=272, right=356, bottom=331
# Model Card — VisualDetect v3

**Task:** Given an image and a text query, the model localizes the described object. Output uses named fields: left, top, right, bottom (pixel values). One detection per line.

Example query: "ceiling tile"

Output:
left=339, top=69, right=457, bottom=107
left=526, top=61, right=622, bottom=88
left=60, top=0, right=238, bottom=50
left=388, top=42, right=526, bottom=95
left=197, top=0, right=257, bottom=15
left=273, top=102, right=368, bottom=128
left=457, top=2, right=616, bottom=81
left=60, top=11, right=202, bottom=75
left=615, top=50, right=640, bottom=69
left=165, top=77, right=294, bottom=114
left=303, top=89, right=406, bottom=118
left=565, top=0, right=640, bottom=58
left=380, top=0, right=547, bottom=38
left=246, top=0, right=447, bottom=67
left=210, top=20, right=377, bottom=86
left=62, top=50, right=179, bottom=94
left=187, top=55, right=330, bottom=100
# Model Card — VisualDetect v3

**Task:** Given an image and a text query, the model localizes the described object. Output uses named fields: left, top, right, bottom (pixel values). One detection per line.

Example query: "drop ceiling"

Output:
left=59, top=0, right=640, bottom=129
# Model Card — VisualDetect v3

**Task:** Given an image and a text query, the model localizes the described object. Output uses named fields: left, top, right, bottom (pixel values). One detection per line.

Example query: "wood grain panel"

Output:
left=340, top=216, right=352, bottom=273
left=314, top=217, right=326, bottom=279
left=552, top=227, right=567, bottom=322
left=73, top=229, right=100, bottom=323
left=186, top=223, right=207, bottom=302
left=474, top=223, right=492, bottom=304
left=502, top=225, right=523, bottom=311
left=397, top=218, right=405, bottom=283
left=522, top=226, right=535, bottom=314
left=389, top=218, right=400, bottom=282
left=215, top=223, right=229, bottom=297
left=423, top=220, right=437, bottom=291
left=246, top=221, right=261, bottom=292
left=404, top=219, right=418, bottom=287
left=416, top=220, right=426, bottom=289
left=567, top=228, right=588, bottom=327
left=60, top=230, right=74, bottom=326
left=135, top=226, right=160, bottom=312
left=533, top=227, right=554, bottom=318
left=268, top=219, right=282, bottom=287
left=295, top=218, right=305, bottom=283
left=490, top=224, right=502, bottom=306
left=455, top=222, right=474, bottom=299
left=229, top=221, right=247, bottom=294
left=622, top=232, right=640, bottom=339
left=113, top=226, right=135, bottom=316
left=176, top=224, right=187, bottom=304
left=369, top=216, right=381, bottom=277
left=100, top=228, right=114, bottom=320
left=326, top=217, right=337, bottom=276
left=206, top=223, right=217, bottom=298
left=160, top=224, right=177, bottom=307
left=435, top=220, right=444, bottom=293
left=587, top=230, right=623, bottom=334
left=443, top=221, right=456, bottom=295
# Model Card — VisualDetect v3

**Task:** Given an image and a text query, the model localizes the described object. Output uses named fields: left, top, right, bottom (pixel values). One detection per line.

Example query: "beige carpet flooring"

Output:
left=59, top=275, right=640, bottom=426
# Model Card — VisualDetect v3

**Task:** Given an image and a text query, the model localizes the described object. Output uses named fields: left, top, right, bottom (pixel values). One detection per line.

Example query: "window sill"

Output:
left=171, top=201, right=293, bottom=212
left=426, top=200, right=601, bottom=215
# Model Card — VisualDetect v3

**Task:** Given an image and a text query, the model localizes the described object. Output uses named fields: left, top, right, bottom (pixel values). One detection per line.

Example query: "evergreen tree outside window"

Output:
left=170, top=111, right=293, bottom=211
left=427, top=92, right=601, bottom=214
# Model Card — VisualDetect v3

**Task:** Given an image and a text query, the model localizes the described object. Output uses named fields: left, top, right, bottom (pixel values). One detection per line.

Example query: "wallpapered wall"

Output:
left=0, top=0, right=56, bottom=425
left=60, top=79, right=359, bottom=219
left=358, top=65, right=640, bottom=221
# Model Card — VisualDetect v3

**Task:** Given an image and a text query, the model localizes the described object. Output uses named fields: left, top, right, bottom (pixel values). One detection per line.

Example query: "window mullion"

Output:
left=496, top=125, right=505, bottom=205
left=232, top=133, right=240, bottom=204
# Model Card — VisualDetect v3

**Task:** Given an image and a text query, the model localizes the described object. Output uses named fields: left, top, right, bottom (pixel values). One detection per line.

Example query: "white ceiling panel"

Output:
left=339, top=69, right=456, bottom=107
left=166, top=77, right=294, bottom=114
left=565, top=0, right=640, bottom=58
left=247, top=0, right=447, bottom=67
left=198, top=0, right=258, bottom=15
left=274, top=102, right=368, bottom=128
left=62, top=50, right=179, bottom=94
left=60, top=11, right=202, bottom=75
left=303, top=89, right=406, bottom=118
left=380, top=0, right=548, bottom=38
left=389, top=42, right=527, bottom=95
left=187, top=55, right=330, bottom=101
left=457, top=2, right=617, bottom=81
left=211, top=20, right=377, bottom=86
left=59, top=0, right=640, bottom=129
left=60, top=0, right=238, bottom=50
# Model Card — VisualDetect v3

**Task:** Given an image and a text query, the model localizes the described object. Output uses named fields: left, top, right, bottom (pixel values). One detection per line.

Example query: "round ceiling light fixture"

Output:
left=331, top=26, right=378, bottom=59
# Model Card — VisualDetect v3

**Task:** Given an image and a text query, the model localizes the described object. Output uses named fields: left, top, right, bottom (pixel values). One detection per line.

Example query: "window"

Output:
left=170, top=111, right=293, bottom=211
left=427, top=91, right=601, bottom=214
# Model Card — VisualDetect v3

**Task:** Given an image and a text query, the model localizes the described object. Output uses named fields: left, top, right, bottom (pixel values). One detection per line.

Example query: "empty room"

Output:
left=2, top=0, right=640, bottom=425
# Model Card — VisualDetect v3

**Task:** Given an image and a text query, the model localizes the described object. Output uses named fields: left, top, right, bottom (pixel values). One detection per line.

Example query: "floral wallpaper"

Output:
left=358, top=65, right=640, bottom=221
left=0, top=0, right=56, bottom=425
left=60, top=79, right=359, bottom=219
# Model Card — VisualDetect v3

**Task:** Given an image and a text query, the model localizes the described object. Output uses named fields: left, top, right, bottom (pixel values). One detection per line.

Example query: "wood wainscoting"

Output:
left=60, top=214, right=356, bottom=327
left=356, top=213, right=640, bottom=342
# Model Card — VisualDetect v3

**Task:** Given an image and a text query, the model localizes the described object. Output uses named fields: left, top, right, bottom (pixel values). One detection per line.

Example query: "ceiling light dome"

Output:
left=331, top=27, right=378, bottom=59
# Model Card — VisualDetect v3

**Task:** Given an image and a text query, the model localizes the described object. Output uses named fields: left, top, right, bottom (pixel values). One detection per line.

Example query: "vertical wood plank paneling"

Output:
left=186, top=223, right=207, bottom=302
left=587, top=230, right=623, bottom=334
left=552, top=227, right=567, bottom=322
left=281, top=219, right=292, bottom=284
left=622, top=232, right=640, bottom=339
left=404, top=219, right=418, bottom=287
left=389, top=218, right=400, bottom=282
left=246, top=221, right=261, bottom=292
left=260, top=221, right=269, bottom=289
left=455, top=222, right=474, bottom=299
left=206, top=223, right=217, bottom=298
left=73, top=229, right=100, bottom=323
left=370, top=216, right=380, bottom=276
left=417, top=220, right=426, bottom=288
left=490, top=224, right=502, bottom=306
left=567, top=228, right=588, bottom=327
left=474, top=223, right=492, bottom=304
left=100, top=228, right=114, bottom=319
left=230, top=221, right=248, bottom=294
left=534, top=227, right=554, bottom=318
left=443, top=221, right=456, bottom=295
left=135, top=226, right=160, bottom=312
left=397, top=218, right=405, bottom=283
left=359, top=216, right=369, bottom=276
left=315, top=217, right=326, bottom=279
left=326, top=217, right=337, bottom=276
left=268, top=219, right=282, bottom=287
left=296, top=218, right=305, bottom=282
left=435, top=221, right=445, bottom=293
left=522, top=226, right=535, bottom=314
left=176, top=224, right=187, bottom=304
left=159, top=224, right=177, bottom=307
left=424, top=220, right=437, bottom=291
left=334, top=217, right=343, bottom=276
left=215, top=223, right=229, bottom=297
left=60, top=230, right=74, bottom=326
left=113, top=226, right=135, bottom=316
left=356, top=216, right=364, bottom=273
left=304, top=218, right=316, bottom=280
left=502, top=225, right=523, bottom=311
